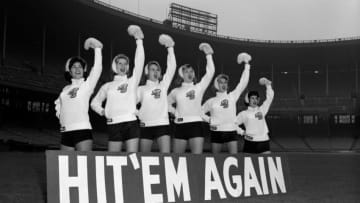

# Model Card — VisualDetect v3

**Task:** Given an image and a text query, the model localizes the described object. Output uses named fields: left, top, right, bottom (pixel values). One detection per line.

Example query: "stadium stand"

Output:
left=0, top=0, right=359, bottom=152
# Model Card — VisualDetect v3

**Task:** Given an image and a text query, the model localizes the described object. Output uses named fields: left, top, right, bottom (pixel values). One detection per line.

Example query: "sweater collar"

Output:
left=146, top=79, right=159, bottom=86
left=247, top=106, right=259, bottom=111
left=216, top=91, right=228, bottom=97
left=114, top=75, right=128, bottom=82
left=71, top=78, right=85, bottom=85
left=181, top=82, right=194, bottom=87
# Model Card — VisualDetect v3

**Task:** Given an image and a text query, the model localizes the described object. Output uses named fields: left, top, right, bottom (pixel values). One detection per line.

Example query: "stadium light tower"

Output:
left=163, top=3, right=218, bottom=35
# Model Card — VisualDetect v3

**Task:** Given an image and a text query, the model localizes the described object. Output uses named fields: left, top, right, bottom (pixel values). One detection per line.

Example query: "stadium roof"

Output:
left=92, top=0, right=360, bottom=45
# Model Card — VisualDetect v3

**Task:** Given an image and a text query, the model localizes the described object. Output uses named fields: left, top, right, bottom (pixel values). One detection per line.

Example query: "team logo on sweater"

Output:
left=151, top=89, right=161, bottom=99
left=255, top=112, right=263, bottom=120
left=185, top=90, right=195, bottom=100
left=68, top=88, right=79, bottom=98
left=117, top=84, right=128, bottom=93
left=220, top=99, right=229, bottom=108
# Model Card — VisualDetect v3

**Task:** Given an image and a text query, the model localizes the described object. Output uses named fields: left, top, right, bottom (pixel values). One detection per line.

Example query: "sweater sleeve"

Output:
left=130, top=39, right=145, bottom=86
left=136, top=86, right=143, bottom=104
left=54, top=97, right=61, bottom=119
left=167, top=89, right=176, bottom=115
left=85, top=48, right=103, bottom=91
left=230, top=63, right=250, bottom=101
left=260, top=84, right=274, bottom=115
left=198, top=54, right=215, bottom=92
left=161, top=47, right=177, bottom=90
left=201, top=99, right=211, bottom=123
left=236, top=111, right=246, bottom=125
left=90, top=84, right=107, bottom=116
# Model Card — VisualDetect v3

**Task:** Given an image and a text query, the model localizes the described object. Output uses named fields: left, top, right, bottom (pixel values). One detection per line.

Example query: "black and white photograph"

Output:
left=0, top=0, right=359, bottom=202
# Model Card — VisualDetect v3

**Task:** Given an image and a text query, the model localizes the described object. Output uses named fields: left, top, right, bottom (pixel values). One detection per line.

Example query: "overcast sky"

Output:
left=102, top=0, right=360, bottom=40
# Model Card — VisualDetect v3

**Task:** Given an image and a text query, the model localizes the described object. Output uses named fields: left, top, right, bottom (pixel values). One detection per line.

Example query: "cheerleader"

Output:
left=202, top=53, right=251, bottom=154
left=91, top=25, right=145, bottom=152
left=54, top=37, right=103, bottom=151
left=236, top=77, right=274, bottom=154
left=168, top=43, right=215, bottom=154
left=137, top=34, right=176, bottom=153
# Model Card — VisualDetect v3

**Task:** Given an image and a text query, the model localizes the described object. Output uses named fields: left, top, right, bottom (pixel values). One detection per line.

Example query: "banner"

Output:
left=46, top=151, right=290, bottom=203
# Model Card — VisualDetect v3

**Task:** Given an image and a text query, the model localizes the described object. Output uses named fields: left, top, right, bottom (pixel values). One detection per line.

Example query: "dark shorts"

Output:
left=243, top=139, right=270, bottom=154
left=108, top=120, right=140, bottom=142
left=61, top=129, right=93, bottom=147
left=211, top=131, right=238, bottom=144
left=174, top=121, right=206, bottom=140
left=140, top=125, right=170, bottom=140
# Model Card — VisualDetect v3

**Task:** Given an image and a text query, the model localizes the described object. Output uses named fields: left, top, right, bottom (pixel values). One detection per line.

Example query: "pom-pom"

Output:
left=259, top=77, right=271, bottom=86
left=127, top=25, right=144, bottom=39
left=237, top=52, right=252, bottom=64
left=199, top=43, right=214, bottom=55
left=84, top=37, right=103, bottom=50
left=159, top=34, right=175, bottom=47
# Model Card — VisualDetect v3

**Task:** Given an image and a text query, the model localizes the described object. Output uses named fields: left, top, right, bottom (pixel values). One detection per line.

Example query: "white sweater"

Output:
left=91, top=40, right=145, bottom=124
left=202, top=64, right=250, bottom=131
left=236, top=85, right=274, bottom=142
left=168, top=55, right=215, bottom=124
left=137, top=47, right=176, bottom=127
left=54, top=48, right=102, bottom=132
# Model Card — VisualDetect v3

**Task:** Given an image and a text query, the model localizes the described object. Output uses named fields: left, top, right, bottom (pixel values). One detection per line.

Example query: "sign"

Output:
left=46, top=151, right=290, bottom=203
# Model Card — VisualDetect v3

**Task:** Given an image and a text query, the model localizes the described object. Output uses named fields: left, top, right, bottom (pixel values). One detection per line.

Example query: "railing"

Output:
left=94, top=0, right=360, bottom=44
left=0, top=66, right=64, bottom=93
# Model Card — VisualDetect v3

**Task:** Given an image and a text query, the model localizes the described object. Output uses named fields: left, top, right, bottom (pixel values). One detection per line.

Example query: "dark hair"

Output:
left=64, top=56, right=88, bottom=82
left=175, top=64, right=197, bottom=86
left=248, top=91, right=260, bottom=98
left=244, top=90, right=260, bottom=106
left=68, top=57, right=87, bottom=70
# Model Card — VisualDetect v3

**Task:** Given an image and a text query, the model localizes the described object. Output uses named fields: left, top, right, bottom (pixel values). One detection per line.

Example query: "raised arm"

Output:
left=83, top=38, right=103, bottom=91
left=259, top=78, right=274, bottom=115
left=128, top=25, right=145, bottom=86
left=159, top=34, right=176, bottom=89
left=90, top=84, right=107, bottom=116
left=230, top=53, right=252, bottom=100
left=198, top=43, right=215, bottom=91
